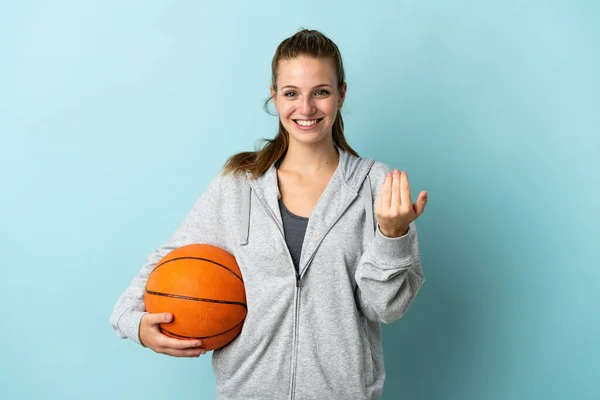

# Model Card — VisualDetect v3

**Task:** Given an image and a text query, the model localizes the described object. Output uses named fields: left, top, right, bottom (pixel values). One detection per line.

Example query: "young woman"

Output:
left=110, top=28, right=427, bottom=400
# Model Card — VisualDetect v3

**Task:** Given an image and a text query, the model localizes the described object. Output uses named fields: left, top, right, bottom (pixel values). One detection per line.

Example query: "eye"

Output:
left=315, top=89, right=330, bottom=96
left=284, top=91, right=297, bottom=98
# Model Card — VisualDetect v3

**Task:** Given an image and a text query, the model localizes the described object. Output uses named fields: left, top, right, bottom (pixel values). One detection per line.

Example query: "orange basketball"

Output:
left=144, top=244, right=247, bottom=351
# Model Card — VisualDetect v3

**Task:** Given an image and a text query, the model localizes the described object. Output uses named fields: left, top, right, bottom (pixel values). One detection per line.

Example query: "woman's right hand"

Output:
left=140, top=312, right=206, bottom=357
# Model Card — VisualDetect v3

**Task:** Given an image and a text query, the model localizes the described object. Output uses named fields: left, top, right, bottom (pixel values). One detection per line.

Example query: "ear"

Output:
left=338, top=82, right=347, bottom=108
left=270, top=85, right=277, bottom=109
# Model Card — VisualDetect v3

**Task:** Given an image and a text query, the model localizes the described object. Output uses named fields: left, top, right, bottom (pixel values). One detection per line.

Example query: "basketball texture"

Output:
left=144, top=244, right=247, bottom=351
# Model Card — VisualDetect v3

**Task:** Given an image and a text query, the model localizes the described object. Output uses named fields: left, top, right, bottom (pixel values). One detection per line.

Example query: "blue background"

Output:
left=1, top=1, right=598, bottom=399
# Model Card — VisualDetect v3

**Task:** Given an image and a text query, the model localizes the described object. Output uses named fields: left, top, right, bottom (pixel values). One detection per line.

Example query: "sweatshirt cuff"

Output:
left=371, top=224, right=413, bottom=267
left=118, top=308, right=148, bottom=346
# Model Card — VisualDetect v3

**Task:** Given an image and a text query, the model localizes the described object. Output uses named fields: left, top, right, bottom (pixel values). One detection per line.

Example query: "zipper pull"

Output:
left=296, top=274, right=301, bottom=288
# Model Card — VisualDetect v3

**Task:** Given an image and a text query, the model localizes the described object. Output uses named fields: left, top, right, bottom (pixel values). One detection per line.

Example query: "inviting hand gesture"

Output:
left=376, top=169, right=427, bottom=238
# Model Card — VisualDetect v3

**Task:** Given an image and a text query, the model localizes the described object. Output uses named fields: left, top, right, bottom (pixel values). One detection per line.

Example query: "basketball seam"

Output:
left=145, top=289, right=248, bottom=310
left=153, top=256, right=243, bottom=282
left=160, top=318, right=245, bottom=340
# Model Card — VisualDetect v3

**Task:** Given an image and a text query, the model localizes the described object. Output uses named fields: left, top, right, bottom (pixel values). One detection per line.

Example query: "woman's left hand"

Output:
left=375, top=169, right=427, bottom=238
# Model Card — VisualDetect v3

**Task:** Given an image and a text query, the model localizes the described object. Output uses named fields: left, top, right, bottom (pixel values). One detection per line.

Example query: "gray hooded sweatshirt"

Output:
left=110, top=148, right=425, bottom=400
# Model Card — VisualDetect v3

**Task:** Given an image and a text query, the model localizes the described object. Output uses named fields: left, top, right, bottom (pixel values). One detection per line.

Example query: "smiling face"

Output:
left=270, top=56, right=346, bottom=147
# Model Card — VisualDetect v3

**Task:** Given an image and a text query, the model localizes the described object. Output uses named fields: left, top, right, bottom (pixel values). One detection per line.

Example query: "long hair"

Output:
left=223, top=29, right=359, bottom=178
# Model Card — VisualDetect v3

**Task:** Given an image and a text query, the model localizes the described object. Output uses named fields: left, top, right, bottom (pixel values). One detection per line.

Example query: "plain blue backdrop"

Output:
left=1, top=1, right=598, bottom=399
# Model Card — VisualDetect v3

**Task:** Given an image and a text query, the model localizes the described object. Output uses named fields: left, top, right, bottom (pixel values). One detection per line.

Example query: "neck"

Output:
left=278, top=138, right=339, bottom=176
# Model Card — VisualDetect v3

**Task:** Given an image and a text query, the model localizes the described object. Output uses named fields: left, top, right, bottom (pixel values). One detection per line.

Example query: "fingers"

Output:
left=141, top=312, right=207, bottom=357
left=400, top=171, right=412, bottom=208
left=386, top=170, right=411, bottom=211
left=390, top=170, right=400, bottom=208
left=162, top=347, right=207, bottom=358
left=155, top=335, right=206, bottom=357
left=153, top=342, right=206, bottom=357
left=376, top=168, right=427, bottom=229
left=158, top=335, right=204, bottom=350
left=378, top=172, right=392, bottom=210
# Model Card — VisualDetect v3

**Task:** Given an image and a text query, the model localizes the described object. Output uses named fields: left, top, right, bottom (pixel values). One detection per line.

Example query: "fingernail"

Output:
left=165, top=314, right=172, bottom=322
left=196, top=341, right=203, bottom=347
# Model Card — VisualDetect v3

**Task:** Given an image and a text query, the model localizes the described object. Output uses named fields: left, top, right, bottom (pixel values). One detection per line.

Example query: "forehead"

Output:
left=277, top=56, right=336, bottom=87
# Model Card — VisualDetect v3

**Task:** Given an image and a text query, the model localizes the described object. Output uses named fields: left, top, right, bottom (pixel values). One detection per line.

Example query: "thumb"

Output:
left=414, top=191, right=428, bottom=216
left=146, top=312, right=172, bottom=325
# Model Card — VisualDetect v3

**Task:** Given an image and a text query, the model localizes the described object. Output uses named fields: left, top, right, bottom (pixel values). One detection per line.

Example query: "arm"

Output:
left=354, top=165, right=427, bottom=323
left=109, top=173, right=229, bottom=345
left=355, top=221, right=424, bottom=323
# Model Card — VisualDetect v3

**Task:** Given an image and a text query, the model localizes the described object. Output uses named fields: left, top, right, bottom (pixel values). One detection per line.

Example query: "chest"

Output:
left=277, top=171, right=333, bottom=218
left=235, top=195, right=368, bottom=284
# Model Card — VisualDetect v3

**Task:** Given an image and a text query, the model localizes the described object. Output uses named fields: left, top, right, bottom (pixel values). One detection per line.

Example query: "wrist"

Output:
left=379, top=224, right=409, bottom=238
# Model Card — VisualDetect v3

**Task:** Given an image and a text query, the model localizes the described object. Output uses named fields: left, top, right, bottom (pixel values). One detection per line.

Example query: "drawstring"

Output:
left=360, top=175, right=376, bottom=240
left=239, top=178, right=251, bottom=246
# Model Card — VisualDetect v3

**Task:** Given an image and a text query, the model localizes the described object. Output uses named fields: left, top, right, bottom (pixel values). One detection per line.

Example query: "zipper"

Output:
left=287, top=200, right=355, bottom=399
left=290, top=274, right=302, bottom=399
left=249, top=191, right=302, bottom=400
left=251, top=186, right=359, bottom=399
left=297, top=204, right=352, bottom=279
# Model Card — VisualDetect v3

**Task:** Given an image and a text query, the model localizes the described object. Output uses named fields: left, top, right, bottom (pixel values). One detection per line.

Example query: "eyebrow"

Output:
left=280, top=84, right=333, bottom=90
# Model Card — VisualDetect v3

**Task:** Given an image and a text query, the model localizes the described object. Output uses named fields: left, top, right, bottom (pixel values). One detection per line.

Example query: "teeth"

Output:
left=296, top=120, right=318, bottom=127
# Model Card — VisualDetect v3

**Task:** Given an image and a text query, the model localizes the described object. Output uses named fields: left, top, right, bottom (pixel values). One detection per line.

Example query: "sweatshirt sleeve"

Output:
left=354, top=163, right=425, bottom=324
left=109, top=172, right=230, bottom=345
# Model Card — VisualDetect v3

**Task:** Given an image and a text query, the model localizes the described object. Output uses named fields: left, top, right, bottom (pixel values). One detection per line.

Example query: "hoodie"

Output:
left=110, top=148, right=425, bottom=400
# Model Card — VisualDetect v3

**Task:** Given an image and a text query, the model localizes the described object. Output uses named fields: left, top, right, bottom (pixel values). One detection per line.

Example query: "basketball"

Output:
left=144, top=243, right=247, bottom=351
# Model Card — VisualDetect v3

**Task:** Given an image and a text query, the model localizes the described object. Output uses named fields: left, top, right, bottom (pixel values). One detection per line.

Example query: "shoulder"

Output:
left=211, top=169, right=248, bottom=186
left=197, top=169, right=249, bottom=202
left=369, top=160, right=393, bottom=178
left=368, top=160, right=393, bottom=184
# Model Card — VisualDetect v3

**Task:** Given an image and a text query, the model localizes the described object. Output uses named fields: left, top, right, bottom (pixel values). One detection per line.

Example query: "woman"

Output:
left=110, top=28, right=427, bottom=400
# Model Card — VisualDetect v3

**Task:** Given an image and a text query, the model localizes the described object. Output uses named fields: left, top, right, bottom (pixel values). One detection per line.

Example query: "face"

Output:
left=270, top=56, right=346, bottom=146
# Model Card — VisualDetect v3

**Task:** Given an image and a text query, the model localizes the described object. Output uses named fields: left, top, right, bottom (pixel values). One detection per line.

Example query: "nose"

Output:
left=300, top=96, right=316, bottom=115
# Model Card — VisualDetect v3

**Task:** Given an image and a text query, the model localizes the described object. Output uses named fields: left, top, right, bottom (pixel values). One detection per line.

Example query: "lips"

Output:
left=292, top=118, right=324, bottom=129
